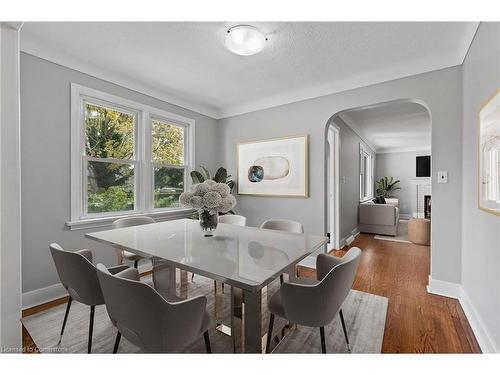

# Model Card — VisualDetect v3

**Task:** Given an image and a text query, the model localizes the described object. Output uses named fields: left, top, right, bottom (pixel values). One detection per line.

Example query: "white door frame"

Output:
left=327, top=124, right=340, bottom=250
left=0, top=22, right=23, bottom=350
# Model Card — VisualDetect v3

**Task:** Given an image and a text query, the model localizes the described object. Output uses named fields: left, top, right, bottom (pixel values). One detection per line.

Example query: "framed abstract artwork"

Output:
left=478, top=89, right=500, bottom=216
left=237, top=135, right=308, bottom=197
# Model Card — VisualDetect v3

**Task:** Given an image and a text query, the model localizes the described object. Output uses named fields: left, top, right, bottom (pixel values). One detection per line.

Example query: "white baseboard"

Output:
left=341, top=227, right=360, bottom=247
left=339, top=238, right=346, bottom=248
left=22, top=283, right=67, bottom=309
left=427, top=276, right=498, bottom=353
left=345, top=235, right=355, bottom=246
left=458, top=288, right=498, bottom=353
left=427, top=276, right=461, bottom=299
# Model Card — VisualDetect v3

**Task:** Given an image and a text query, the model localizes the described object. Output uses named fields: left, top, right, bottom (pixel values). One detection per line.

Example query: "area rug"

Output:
left=23, top=274, right=387, bottom=354
left=374, top=220, right=411, bottom=243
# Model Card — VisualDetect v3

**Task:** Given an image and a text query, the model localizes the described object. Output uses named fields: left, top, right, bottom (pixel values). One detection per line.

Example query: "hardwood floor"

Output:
left=298, top=233, right=481, bottom=353
left=22, top=235, right=480, bottom=354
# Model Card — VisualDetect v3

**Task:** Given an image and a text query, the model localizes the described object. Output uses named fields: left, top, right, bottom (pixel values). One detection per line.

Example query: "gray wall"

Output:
left=376, top=151, right=431, bottom=216
left=219, top=65, right=463, bottom=284
left=20, top=53, right=219, bottom=294
left=461, top=22, right=500, bottom=352
left=332, top=116, right=376, bottom=241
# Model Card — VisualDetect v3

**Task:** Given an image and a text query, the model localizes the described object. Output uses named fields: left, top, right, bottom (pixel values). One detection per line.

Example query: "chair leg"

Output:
left=279, top=274, right=284, bottom=284
left=134, top=260, right=139, bottom=269
left=59, top=296, right=73, bottom=341
left=339, top=309, right=350, bottom=351
left=320, top=326, right=326, bottom=353
left=191, top=273, right=195, bottom=281
left=88, top=306, right=95, bottom=354
left=266, top=313, right=275, bottom=353
left=113, top=331, right=121, bottom=354
left=203, top=331, right=212, bottom=353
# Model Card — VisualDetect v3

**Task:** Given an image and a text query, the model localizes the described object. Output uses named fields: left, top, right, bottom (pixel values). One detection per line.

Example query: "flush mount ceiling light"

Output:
left=225, top=25, right=267, bottom=56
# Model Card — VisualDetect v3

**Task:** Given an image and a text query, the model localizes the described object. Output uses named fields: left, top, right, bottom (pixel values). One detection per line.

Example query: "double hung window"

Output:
left=70, top=84, right=194, bottom=226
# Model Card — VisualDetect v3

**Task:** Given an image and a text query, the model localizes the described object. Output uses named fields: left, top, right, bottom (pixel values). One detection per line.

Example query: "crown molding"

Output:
left=20, top=36, right=220, bottom=119
left=1, top=22, right=24, bottom=31
left=376, top=146, right=431, bottom=154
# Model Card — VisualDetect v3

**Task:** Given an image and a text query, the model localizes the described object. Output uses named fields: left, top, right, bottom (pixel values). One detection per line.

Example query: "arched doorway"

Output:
left=324, top=98, right=432, bottom=253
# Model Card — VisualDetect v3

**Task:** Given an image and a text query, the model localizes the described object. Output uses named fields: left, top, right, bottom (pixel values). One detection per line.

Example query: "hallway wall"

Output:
left=461, top=22, right=500, bottom=352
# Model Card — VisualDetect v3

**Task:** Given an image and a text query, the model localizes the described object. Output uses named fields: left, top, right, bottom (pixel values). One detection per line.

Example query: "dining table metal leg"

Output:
left=215, top=280, right=231, bottom=336
left=179, top=270, right=188, bottom=298
left=287, top=263, right=299, bottom=283
left=151, top=257, right=178, bottom=296
left=285, top=263, right=299, bottom=331
left=230, top=286, right=244, bottom=352
left=242, top=288, right=267, bottom=353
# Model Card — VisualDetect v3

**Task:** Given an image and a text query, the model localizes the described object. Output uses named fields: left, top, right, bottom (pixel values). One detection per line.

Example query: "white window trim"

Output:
left=359, top=143, right=374, bottom=202
left=68, top=83, right=195, bottom=229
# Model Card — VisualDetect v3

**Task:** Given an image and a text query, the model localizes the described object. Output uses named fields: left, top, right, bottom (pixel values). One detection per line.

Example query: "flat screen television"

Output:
left=416, top=155, right=431, bottom=177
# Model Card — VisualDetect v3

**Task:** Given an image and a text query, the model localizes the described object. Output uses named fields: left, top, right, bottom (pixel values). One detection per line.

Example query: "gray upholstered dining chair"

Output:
left=49, top=243, right=129, bottom=353
left=96, top=264, right=212, bottom=353
left=112, top=216, right=155, bottom=268
left=218, top=214, right=247, bottom=226
left=265, top=247, right=362, bottom=353
left=260, top=219, right=304, bottom=284
left=260, top=219, right=304, bottom=234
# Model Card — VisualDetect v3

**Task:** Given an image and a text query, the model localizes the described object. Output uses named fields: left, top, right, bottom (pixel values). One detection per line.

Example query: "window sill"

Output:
left=66, top=208, right=195, bottom=231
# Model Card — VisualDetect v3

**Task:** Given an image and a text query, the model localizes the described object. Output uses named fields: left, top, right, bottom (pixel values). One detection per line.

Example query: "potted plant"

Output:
left=190, top=166, right=235, bottom=191
left=376, top=176, right=401, bottom=198
left=179, top=179, right=236, bottom=237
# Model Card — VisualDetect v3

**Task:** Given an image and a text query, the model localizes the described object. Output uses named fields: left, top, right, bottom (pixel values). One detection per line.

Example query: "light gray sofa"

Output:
left=359, top=201, right=399, bottom=236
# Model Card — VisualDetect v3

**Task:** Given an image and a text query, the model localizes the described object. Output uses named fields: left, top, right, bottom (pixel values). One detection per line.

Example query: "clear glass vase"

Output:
left=199, top=210, right=218, bottom=236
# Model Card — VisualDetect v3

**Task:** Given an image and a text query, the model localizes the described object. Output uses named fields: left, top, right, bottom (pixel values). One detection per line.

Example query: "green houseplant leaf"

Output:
left=200, top=166, right=211, bottom=180
left=376, top=176, right=401, bottom=198
left=190, top=170, right=205, bottom=184
left=214, top=167, right=228, bottom=183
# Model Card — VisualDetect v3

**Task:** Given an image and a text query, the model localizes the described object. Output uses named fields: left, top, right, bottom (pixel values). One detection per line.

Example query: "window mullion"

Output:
left=142, top=112, right=153, bottom=213
left=81, top=156, right=88, bottom=219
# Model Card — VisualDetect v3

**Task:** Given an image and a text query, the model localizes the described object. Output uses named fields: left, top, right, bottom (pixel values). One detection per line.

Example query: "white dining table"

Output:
left=85, top=218, right=328, bottom=353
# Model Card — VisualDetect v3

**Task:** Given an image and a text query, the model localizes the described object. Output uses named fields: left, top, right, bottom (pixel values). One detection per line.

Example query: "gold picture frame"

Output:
left=478, top=89, right=500, bottom=216
left=237, top=135, right=309, bottom=197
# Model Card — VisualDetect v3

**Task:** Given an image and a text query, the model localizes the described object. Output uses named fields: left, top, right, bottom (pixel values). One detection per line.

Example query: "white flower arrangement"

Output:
left=179, top=180, right=237, bottom=215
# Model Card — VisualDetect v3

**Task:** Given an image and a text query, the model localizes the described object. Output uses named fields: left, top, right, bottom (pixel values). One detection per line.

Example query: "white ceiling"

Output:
left=20, top=22, right=478, bottom=119
left=339, top=100, right=431, bottom=154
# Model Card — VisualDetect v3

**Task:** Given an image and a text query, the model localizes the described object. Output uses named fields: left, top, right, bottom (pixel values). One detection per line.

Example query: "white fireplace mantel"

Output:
left=410, top=178, right=432, bottom=218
